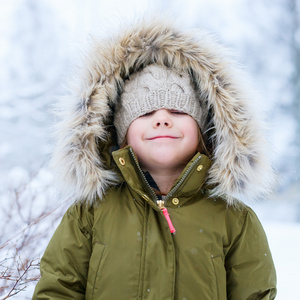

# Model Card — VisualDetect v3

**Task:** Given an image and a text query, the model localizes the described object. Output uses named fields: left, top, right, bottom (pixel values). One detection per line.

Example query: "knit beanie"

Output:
left=114, top=64, right=202, bottom=145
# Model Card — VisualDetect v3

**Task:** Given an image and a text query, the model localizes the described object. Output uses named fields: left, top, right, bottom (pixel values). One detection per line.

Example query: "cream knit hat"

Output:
left=114, top=64, right=202, bottom=145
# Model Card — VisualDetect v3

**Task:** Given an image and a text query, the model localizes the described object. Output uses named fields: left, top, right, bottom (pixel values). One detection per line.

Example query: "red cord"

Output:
left=162, top=208, right=176, bottom=234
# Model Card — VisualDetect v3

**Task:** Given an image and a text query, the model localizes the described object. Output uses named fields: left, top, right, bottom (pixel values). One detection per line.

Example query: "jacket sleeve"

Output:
left=225, top=207, right=277, bottom=300
left=32, top=204, right=93, bottom=300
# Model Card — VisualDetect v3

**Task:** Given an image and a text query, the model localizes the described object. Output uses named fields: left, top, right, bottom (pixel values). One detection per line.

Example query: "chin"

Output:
left=149, top=152, right=186, bottom=166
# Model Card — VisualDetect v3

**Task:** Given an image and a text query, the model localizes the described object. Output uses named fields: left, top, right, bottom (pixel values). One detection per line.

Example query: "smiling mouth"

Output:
left=148, top=136, right=179, bottom=140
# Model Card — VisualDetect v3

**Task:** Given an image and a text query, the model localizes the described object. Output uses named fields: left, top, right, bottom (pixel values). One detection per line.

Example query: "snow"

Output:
left=263, top=222, right=300, bottom=299
left=0, top=0, right=299, bottom=299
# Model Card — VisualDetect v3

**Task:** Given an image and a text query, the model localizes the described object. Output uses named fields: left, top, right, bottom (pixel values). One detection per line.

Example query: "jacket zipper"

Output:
left=129, top=148, right=202, bottom=234
left=157, top=200, right=176, bottom=234
left=129, top=148, right=159, bottom=202
left=163, top=154, right=202, bottom=203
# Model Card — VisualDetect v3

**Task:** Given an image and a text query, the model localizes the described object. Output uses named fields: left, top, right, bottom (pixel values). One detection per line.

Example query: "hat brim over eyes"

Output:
left=51, top=17, right=275, bottom=205
left=113, top=64, right=203, bottom=146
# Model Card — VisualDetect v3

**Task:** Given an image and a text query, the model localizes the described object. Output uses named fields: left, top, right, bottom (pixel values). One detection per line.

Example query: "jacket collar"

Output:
left=112, top=146, right=212, bottom=208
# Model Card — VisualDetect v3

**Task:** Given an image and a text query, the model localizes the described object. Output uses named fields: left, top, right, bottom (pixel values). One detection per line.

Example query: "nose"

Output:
left=153, top=110, right=173, bottom=128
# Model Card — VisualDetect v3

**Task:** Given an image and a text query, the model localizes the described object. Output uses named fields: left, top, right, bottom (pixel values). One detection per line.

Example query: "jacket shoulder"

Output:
left=64, top=203, right=94, bottom=237
left=206, top=193, right=266, bottom=237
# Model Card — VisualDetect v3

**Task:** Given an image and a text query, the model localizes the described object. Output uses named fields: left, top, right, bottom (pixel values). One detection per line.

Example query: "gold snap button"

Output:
left=197, top=165, right=203, bottom=172
left=172, top=198, right=179, bottom=205
left=119, top=157, right=125, bottom=166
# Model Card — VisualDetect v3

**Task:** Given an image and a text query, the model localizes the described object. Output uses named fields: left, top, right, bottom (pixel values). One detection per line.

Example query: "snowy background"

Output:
left=0, top=0, right=299, bottom=299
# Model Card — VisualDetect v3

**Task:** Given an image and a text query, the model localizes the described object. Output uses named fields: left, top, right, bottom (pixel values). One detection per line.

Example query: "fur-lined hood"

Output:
left=52, top=18, right=274, bottom=205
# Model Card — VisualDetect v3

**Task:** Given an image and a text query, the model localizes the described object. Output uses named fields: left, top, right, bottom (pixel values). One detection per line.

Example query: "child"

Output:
left=33, top=19, right=277, bottom=299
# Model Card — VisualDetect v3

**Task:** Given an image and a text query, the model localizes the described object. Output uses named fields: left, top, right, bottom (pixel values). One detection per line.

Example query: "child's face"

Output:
left=127, top=109, right=199, bottom=173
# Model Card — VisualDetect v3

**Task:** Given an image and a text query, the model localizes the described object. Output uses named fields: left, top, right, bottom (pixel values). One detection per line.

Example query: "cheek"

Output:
left=127, top=122, right=143, bottom=148
left=183, top=120, right=200, bottom=149
left=189, top=131, right=200, bottom=151
left=127, top=130, right=136, bottom=146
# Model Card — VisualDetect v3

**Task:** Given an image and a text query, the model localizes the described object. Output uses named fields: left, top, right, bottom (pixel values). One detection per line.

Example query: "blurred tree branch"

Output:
left=0, top=168, right=67, bottom=299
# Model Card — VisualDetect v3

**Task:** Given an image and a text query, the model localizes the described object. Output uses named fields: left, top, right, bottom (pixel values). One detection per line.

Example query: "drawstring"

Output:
left=161, top=207, right=176, bottom=234
left=157, top=200, right=176, bottom=234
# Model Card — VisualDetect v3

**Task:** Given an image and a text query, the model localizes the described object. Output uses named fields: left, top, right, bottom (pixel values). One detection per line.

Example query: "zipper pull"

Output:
left=157, top=200, right=176, bottom=234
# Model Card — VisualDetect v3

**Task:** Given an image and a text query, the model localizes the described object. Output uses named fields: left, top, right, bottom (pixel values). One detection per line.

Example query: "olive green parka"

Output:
left=33, top=18, right=277, bottom=299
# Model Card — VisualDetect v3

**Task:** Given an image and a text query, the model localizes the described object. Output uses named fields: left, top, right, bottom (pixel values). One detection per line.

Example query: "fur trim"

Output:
left=51, top=17, right=275, bottom=205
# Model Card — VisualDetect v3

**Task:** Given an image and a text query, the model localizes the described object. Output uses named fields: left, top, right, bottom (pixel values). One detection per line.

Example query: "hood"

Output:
left=51, top=18, right=275, bottom=205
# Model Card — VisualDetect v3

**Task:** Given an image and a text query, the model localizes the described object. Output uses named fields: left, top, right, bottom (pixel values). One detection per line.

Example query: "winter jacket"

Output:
left=33, top=18, right=277, bottom=299
left=33, top=148, right=276, bottom=299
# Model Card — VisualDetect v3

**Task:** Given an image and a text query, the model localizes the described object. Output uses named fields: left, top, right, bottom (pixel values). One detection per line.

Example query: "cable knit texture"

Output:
left=114, top=64, right=202, bottom=145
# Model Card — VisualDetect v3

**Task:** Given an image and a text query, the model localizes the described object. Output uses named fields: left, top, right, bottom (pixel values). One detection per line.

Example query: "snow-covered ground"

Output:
left=263, top=222, right=300, bottom=299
